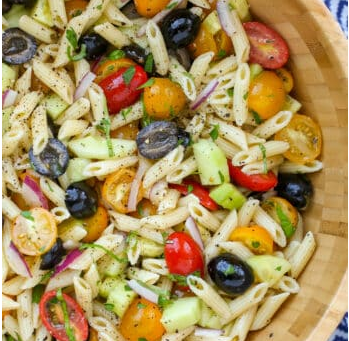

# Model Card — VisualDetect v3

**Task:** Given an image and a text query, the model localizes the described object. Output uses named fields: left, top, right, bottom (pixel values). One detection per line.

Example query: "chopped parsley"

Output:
left=137, top=202, right=144, bottom=216
left=187, top=184, right=194, bottom=194
left=97, top=117, right=114, bottom=157
left=67, top=44, right=87, bottom=61
left=276, top=205, right=296, bottom=237
left=259, top=144, right=267, bottom=174
left=40, top=270, right=54, bottom=283
left=123, top=66, right=136, bottom=85
left=218, top=170, right=225, bottom=183
left=121, top=107, right=132, bottom=120
left=275, top=266, right=282, bottom=271
left=104, top=303, right=114, bottom=311
left=209, top=124, right=220, bottom=141
left=227, top=88, right=234, bottom=97
left=251, top=110, right=262, bottom=124
left=217, top=49, right=227, bottom=58
left=243, top=92, right=248, bottom=100
left=252, top=241, right=260, bottom=248
left=138, top=338, right=148, bottom=341
left=56, top=289, right=76, bottom=341
left=66, top=28, right=86, bottom=61
left=32, top=284, right=45, bottom=304
left=141, top=93, right=153, bottom=127
left=137, top=78, right=155, bottom=90
left=137, top=302, right=147, bottom=309
left=124, top=284, right=132, bottom=291
left=66, top=27, right=78, bottom=49
left=108, top=49, right=125, bottom=60
left=166, top=1, right=178, bottom=10
left=80, top=243, right=128, bottom=263
left=144, top=53, right=154, bottom=73
left=223, top=264, right=235, bottom=276
left=20, top=211, right=34, bottom=221
left=161, top=232, right=169, bottom=243
left=96, top=4, right=102, bottom=10
left=126, top=231, right=138, bottom=244
left=167, top=270, right=201, bottom=287
left=72, top=9, right=82, bottom=17
left=157, top=294, right=173, bottom=309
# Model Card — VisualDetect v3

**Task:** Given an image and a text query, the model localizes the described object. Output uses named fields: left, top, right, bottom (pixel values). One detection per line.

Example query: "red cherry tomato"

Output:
left=169, top=180, right=219, bottom=211
left=39, top=290, right=88, bottom=341
left=228, top=161, right=277, bottom=192
left=99, top=65, right=148, bottom=115
left=165, top=232, right=205, bottom=289
left=243, top=22, right=289, bottom=69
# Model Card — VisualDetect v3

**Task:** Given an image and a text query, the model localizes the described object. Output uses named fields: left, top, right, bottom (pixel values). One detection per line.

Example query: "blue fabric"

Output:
left=324, top=0, right=348, bottom=36
left=329, top=312, right=348, bottom=341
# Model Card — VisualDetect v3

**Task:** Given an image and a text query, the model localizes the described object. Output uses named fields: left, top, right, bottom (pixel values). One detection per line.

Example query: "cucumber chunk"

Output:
left=31, top=0, right=53, bottom=27
left=4, top=5, right=30, bottom=28
left=99, top=277, right=120, bottom=298
left=140, top=238, right=164, bottom=258
left=203, top=11, right=221, bottom=35
left=229, top=0, right=252, bottom=22
left=66, top=158, right=91, bottom=184
left=42, top=93, right=69, bottom=120
left=198, top=302, right=223, bottom=329
left=250, top=63, right=263, bottom=80
left=102, top=251, right=128, bottom=278
left=160, top=297, right=201, bottom=333
left=2, top=63, right=18, bottom=92
left=209, top=183, right=246, bottom=210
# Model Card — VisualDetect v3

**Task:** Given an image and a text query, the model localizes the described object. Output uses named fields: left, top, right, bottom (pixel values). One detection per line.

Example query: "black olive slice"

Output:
left=177, top=128, right=191, bottom=147
left=40, top=238, right=65, bottom=270
left=79, top=33, right=108, bottom=61
left=2, top=28, right=37, bottom=65
left=29, top=138, right=69, bottom=179
left=122, top=44, right=148, bottom=65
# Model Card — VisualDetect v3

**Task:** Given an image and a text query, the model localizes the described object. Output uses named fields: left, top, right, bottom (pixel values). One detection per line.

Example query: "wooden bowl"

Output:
left=247, top=0, right=348, bottom=340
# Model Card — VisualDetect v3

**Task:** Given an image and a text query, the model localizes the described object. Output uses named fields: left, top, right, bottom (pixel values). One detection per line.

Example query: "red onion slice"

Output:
left=7, top=242, right=32, bottom=278
left=22, top=175, right=49, bottom=209
left=185, top=216, right=204, bottom=251
left=2, top=89, right=18, bottom=109
left=54, top=248, right=82, bottom=276
left=190, top=79, right=219, bottom=110
left=127, top=279, right=159, bottom=304
left=194, top=328, right=224, bottom=337
left=74, top=72, right=96, bottom=101
left=91, top=54, right=105, bottom=73
left=216, top=0, right=237, bottom=37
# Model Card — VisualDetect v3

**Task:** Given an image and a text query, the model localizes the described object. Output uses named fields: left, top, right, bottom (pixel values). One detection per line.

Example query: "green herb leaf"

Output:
left=138, top=338, right=148, bottom=341
left=123, top=66, right=136, bottom=85
left=137, top=302, right=147, bottom=309
left=66, top=27, right=78, bottom=49
left=96, top=4, right=102, bottom=10
left=40, top=270, right=54, bottom=283
left=144, top=53, right=154, bottom=73
left=166, top=1, right=178, bottom=10
left=126, top=231, right=138, bottom=244
left=108, top=49, right=125, bottom=60
left=56, top=289, right=76, bottom=341
left=104, top=303, right=114, bottom=311
left=252, top=241, right=260, bottom=248
left=21, top=211, right=34, bottom=221
left=124, top=284, right=132, bottom=291
left=6, top=335, right=16, bottom=341
left=72, top=9, right=82, bottom=17
left=209, top=124, right=220, bottom=141
left=275, top=266, right=282, bottom=271
left=161, top=232, right=169, bottom=243
left=251, top=110, right=262, bottom=125
left=32, top=284, right=45, bottom=303
left=217, top=49, right=227, bottom=58
left=182, top=71, right=194, bottom=81
left=187, top=184, right=194, bottom=194
left=80, top=243, right=128, bottom=263
left=276, top=205, right=296, bottom=238
left=243, top=92, right=248, bottom=100
left=121, top=107, right=132, bottom=120
left=157, top=294, right=173, bottom=309
left=223, top=264, right=235, bottom=276
left=97, top=117, right=114, bottom=157
left=67, top=44, right=87, bottom=61
left=141, top=93, right=153, bottom=127
left=227, top=88, right=234, bottom=97
left=137, top=78, right=155, bottom=90
left=218, top=170, right=225, bottom=183
left=259, top=144, right=267, bottom=174
left=169, top=105, right=176, bottom=118
left=137, top=202, right=144, bottom=217
left=167, top=270, right=201, bottom=287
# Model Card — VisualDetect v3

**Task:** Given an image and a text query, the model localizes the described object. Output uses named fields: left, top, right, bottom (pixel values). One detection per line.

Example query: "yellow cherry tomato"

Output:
left=81, top=206, right=109, bottom=243
left=65, top=0, right=88, bottom=21
left=275, top=68, right=294, bottom=93
left=11, top=208, right=57, bottom=256
left=111, top=122, right=139, bottom=140
left=143, top=78, right=187, bottom=119
left=130, top=199, right=157, bottom=219
left=229, top=225, right=274, bottom=254
left=134, top=0, right=170, bottom=18
left=95, top=58, right=136, bottom=83
left=248, top=70, right=286, bottom=119
left=120, top=298, right=165, bottom=341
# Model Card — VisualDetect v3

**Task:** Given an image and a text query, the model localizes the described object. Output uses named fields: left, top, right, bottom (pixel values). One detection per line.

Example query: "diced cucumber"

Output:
left=99, top=277, right=121, bottom=298
left=58, top=218, right=85, bottom=241
left=282, top=95, right=302, bottom=113
left=103, top=252, right=128, bottom=278
left=31, top=0, right=53, bottom=27
left=2, top=63, right=18, bottom=92
left=229, top=0, right=252, bottom=22
left=68, top=136, right=137, bottom=159
left=246, top=255, right=291, bottom=286
left=42, top=93, right=69, bottom=120
left=2, top=106, right=13, bottom=134
left=4, top=5, right=30, bottom=28
left=209, top=183, right=246, bottom=210
left=250, top=63, right=263, bottom=80
left=160, top=297, right=202, bottom=333
left=193, top=139, right=229, bottom=186
left=198, top=302, right=223, bottom=329
left=140, top=238, right=164, bottom=258
left=66, top=158, right=91, bottom=184
left=202, top=11, right=221, bottom=35
left=106, top=278, right=137, bottom=317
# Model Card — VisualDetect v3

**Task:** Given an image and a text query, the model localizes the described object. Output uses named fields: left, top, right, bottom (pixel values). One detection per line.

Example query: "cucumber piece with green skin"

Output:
left=68, top=136, right=137, bottom=159
left=209, top=183, right=246, bottom=210
left=2, top=63, right=18, bottom=91
left=99, top=277, right=120, bottom=298
left=31, top=0, right=53, bottom=27
left=229, top=0, right=252, bottom=22
left=65, top=158, right=91, bottom=184
left=102, top=251, right=128, bottom=278
left=2, top=106, right=13, bottom=134
left=202, top=11, right=221, bottom=35
left=193, top=139, right=229, bottom=186
left=140, top=238, right=164, bottom=258
left=160, top=297, right=202, bottom=333
left=246, top=255, right=291, bottom=286
left=250, top=63, right=263, bottom=80
left=4, top=5, right=30, bottom=28
left=42, top=93, right=69, bottom=120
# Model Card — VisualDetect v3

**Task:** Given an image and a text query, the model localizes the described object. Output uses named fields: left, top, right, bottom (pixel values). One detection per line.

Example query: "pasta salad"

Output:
left=2, top=0, right=323, bottom=341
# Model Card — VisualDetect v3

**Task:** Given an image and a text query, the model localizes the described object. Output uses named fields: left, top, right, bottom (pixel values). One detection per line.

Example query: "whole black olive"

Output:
left=3, top=0, right=12, bottom=14
left=29, top=138, right=69, bottom=179
left=2, top=28, right=37, bottom=65
left=40, top=238, right=65, bottom=270
left=208, top=253, right=254, bottom=295
left=160, top=9, right=200, bottom=49
left=177, top=128, right=191, bottom=147
left=65, top=182, right=98, bottom=219
left=9, top=0, right=35, bottom=5
left=122, top=44, right=148, bottom=65
left=79, top=33, right=108, bottom=61
left=275, top=173, right=313, bottom=210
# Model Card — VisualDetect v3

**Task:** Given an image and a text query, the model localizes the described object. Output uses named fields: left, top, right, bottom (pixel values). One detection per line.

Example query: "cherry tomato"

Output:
left=274, top=114, right=322, bottom=164
left=228, top=161, right=278, bottom=192
left=275, top=68, right=294, bottom=93
left=169, top=180, right=219, bottom=211
left=229, top=225, right=274, bottom=254
left=243, top=21, right=289, bottom=69
left=111, top=122, right=139, bottom=140
left=94, top=58, right=136, bottom=83
left=99, top=65, right=148, bottom=115
left=134, top=0, right=170, bottom=18
left=248, top=70, right=286, bottom=119
left=11, top=208, right=57, bottom=256
left=39, top=290, right=88, bottom=341
left=65, top=0, right=88, bottom=21
left=102, top=169, right=143, bottom=213
left=130, top=199, right=157, bottom=218
left=81, top=206, right=109, bottom=242
left=143, top=78, right=187, bottom=119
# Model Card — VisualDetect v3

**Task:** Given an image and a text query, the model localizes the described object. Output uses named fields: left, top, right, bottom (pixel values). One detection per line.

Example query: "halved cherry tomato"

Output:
left=143, top=78, right=187, bottom=119
left=11, top=208, right=57, bottom=256
left=65, top=0, right=88, bottom=21
left=275, top=113, right=322, bottom=164
left=275, top=68, right=294, bottom=93
left=248, top=70, right=286, bottom=119
left=111, top=122, right=139, bottom=140
left=228, top=161, right=278, bottom=192
left=134, top=0, right=170, bottom=18
left=120, top=298, right=165, bottom=341
left=81, top=206, right=109, bottom=242
left=94, top=58, right=136, bottom=83
left=243, top=22, right=289, bottom=69
left=99, top=65, right=148, bottom=114
left=169, top=180, right=219, bottom=211
left=39, top=290, right=88, bottom=341
left=130, top=199, right=157, bottom=218
left=229, top=225, right=274, bottom=254
left=102, top=169, right=143, bottom=213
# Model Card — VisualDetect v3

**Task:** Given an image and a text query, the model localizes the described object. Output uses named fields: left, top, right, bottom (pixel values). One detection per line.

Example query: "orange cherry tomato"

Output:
left=274, top=113, right=322, bottom=164
left=143, top=78, right=187, bottom=119
left=130, top=199, right=157, bottom=218
left=120, top=298, right=165, bottom=341
left=94, top=58, right=136, bottom=83
left=229, top=225, right=274, bottom=254
left=102, top=169, right=143, bottom=213
left=11, top=208, right=57, bottom=256
left=81, top=206, right=109, bottom=243
left=134, top=0, right=170, bottom=18
left=65, top=0, right=88, bottom=21
left=111, top=122, right=139, bottom=140
left=248, top=70, right=286, bottom=119
left=275, top=68, right=294, bottom=93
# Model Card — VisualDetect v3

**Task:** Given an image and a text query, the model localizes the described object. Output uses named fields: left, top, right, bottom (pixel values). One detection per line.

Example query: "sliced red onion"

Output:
left=128, top=159, right=149, bottom=212
left=2, top=89, right=18, bottom=109
left=194, top=327, right=224, bottom=337
left=190, top=80, right=219, bottom=110
left=216, top=0, right=237, bottom=37
left=185, top=216, right=204, bottom=251
left=91, top=54, right=105, bottom=73
left=8, top=242, right=32, bottom=278
left=137, top=0, right=184, bottom=37
left=74, top=72, right=96, bottom=101
left=22, top=175, right=49, bottom=209
left=54, top=248, right=82, bottom=276
left=127, top=279, right=159, bottom=304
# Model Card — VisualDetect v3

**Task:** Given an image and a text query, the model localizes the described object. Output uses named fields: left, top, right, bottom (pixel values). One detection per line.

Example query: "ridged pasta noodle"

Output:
left=19, top=15, right=56, bottom=43
left=233, top=63, right=250, bottom=126
left=94, top=22, right=131, bottom=48
left=48, top=0, right=67, bottom=29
